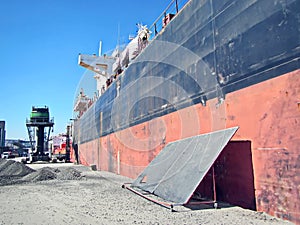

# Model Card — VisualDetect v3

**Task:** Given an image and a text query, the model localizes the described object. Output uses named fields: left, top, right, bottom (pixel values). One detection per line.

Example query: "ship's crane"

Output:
left=26, top=106, right=54, bottom=162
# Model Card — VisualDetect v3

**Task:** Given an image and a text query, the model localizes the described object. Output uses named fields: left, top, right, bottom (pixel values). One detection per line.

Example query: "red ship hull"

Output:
left=78, top=69, right=300, bottom=222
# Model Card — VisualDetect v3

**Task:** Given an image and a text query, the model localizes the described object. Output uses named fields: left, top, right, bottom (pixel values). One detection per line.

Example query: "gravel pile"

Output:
left=21, top=167, right=58, bottom=182
left=0, top=160, right=293, bottom=224
left=0, top=159, right=82, bottom=185
left=0, top=158, right=35, bottom=177
left=56, top=167, right=82, bottom=180
left=0, top=158, right=36, bottom=185
left=21, top=167, right=82, bottom=182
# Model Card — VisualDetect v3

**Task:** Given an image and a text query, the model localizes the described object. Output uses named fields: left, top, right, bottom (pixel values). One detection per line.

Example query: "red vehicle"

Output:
left=52, top=142, right=66, bottom=161
left=51, top=136, right=73, bottom=162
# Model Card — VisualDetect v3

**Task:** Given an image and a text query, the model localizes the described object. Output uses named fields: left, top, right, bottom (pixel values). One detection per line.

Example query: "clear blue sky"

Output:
left=0, top=0, right=172, bottom=139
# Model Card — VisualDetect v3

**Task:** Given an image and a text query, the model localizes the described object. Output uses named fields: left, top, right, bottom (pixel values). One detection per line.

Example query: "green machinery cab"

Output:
left=30, top=106, right=50, bottom=123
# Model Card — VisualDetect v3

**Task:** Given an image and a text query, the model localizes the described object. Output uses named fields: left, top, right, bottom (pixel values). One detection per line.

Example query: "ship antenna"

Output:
left=99, top=40, right=102, bottom=56
left=117, top=23, right=120, bottom=56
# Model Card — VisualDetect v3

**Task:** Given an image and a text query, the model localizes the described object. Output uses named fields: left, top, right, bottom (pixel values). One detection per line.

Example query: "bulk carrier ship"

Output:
left=73, top=0, right=300, bottom=223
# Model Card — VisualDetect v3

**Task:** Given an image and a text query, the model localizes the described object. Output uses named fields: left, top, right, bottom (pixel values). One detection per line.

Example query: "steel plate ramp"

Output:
left=122, top=127, right=239, bottom=210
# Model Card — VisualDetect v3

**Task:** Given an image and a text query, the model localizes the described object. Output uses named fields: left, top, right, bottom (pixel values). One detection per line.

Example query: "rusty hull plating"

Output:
left=73, top=0, right=300, bottom=223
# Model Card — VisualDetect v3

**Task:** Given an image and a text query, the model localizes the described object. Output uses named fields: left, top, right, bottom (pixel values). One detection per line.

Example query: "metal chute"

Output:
left=124, top=127, right=239, bottom=207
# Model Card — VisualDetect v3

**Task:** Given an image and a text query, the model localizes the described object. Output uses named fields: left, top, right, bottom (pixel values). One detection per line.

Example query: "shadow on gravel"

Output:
left=184, top=201, right=234, bottom=211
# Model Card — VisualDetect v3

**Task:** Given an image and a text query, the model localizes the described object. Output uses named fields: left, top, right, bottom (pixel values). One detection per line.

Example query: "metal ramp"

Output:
left=122, top=127, right=239, bottom=210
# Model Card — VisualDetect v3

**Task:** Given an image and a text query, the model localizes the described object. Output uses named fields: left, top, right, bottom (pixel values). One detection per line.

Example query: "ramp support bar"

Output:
left=122, top=183, right=176, bottom=211
left=122, top=165, right=218, bottom=211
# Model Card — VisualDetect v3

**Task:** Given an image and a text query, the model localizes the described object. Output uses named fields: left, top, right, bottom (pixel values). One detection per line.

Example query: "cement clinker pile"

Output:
left=56, top=167, right=82, bottom=180
left=21, top=167, right=57, bottom=182
left=0, top=158, right=35, bottom=185
left=0, top=159, right=293, bottom=225
left=22, top=167, right=82, bottom=182
left=0, top=159, right=82, bottom=185
left=0, top=158, right=35, bottom=177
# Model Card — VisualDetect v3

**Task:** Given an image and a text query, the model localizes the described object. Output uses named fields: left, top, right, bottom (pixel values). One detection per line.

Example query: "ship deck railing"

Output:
left=149, top=0, right=190, bottom=39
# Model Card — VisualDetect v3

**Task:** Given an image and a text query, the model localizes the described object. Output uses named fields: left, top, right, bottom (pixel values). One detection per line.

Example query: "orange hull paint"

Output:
left=78, top=69, right=300, bottom=222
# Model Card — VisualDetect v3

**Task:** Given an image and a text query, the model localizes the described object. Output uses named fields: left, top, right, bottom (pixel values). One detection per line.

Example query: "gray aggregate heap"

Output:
left=0, top=158, right=82, bottom=185
left=22, top=167, right=82, bottom=182
left=0, top=158, right=35, bottom=177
